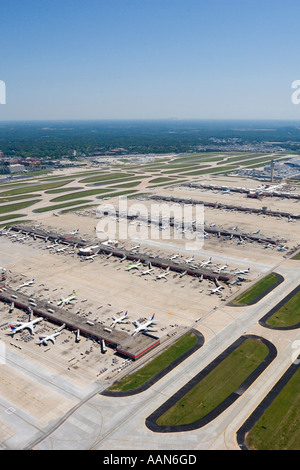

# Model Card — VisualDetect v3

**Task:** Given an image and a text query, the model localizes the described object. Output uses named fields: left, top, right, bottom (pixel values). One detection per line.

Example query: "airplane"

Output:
left=222, top=189, right=230, bottom=194
left=199, top=257, right=212, bottom=268
left=235, top=268, right=250, bottom=275
left=132, top=314, right=157, bottom=336
left=37, top=331, right=62, bottom=345
left=169, top=254, right=179, bottom=260
left=16, top=279, right=34, bottom=291
left=53, top=212, right=59, bottom=217
left=9, top=317, right=43, bottom=335
left=69, top=229, right=79, bottom=235
left=57, top=291, right=77, bottom=306
left=120, top=255, right=127, bottom=262
left=209, top=286, right=224, bottom=294
left=131, top=244, right=140, bottom=251
left=84, top=254, right=98, bottom=261
left=185, top=255, right=195, bottom=264
left=46, top=242, right=59, bottom=249
left=156, top=267, right=170, bottom=280
left=253, top=229, right=260, bottom=234
left=214, top=265, right=228, bottom=274
left=179, top=270, right=187, bottom=278
left=126, top=260, right=141, bottom=271
left=111, top=311, right=129, bottom=327
left=141, top=263, right=154, bottom=276
left=278, top=245, right=288, bottom=251
left=56, top=246, right=67, bottom=253
left=264, top=244, right=272, bottom=249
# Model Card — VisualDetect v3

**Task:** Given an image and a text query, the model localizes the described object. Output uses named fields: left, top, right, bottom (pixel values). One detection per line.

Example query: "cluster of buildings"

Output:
left=237, top=157, right=300, bottom=181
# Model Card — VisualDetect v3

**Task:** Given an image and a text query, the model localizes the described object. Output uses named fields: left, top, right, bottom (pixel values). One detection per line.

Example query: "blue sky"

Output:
left=0, top=0, right=300, bottom=120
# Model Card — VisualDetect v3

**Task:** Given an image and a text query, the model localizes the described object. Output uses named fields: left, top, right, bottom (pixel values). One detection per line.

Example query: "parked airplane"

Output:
left=141, top=263, right=154, bottom=276
left=156, top=267, right=170, bottom=280
left=10, top=317, right=43, bottom=335
left=84, top=254, right=97, bottom=261
left=126, top=260, right=141, bottom=271
left=69, top=229, right=79, bottom=235
left=131, top=244, right=140, bottom=251
left=111, top=311, right=129, bottom=327
left=222, top=189, right=230, bottom=194
left=214, top=265, right=228, bottom=274
left=235, top=268, right=250, bottom=275
left=278, top=245, right=288, bottom=251
left=132, top=314, right=157, bottom=336
left=38, top=331, right=62, bottom=345
left=169, top=254, right=179, bottom=260
left=179, top=270, right=187, bottom=278
left=199, top=257, right=212, bottom=268
left=209, top=286, right=224, bottom=294
left=253, top=229, right=260, bottom=234
left=57, top=291, right=77, bottom=306
left=16, top=279, right=34, bottom=291
left=185, top=255, right=195, bottom=264
left=46, top=242, right=59, bottom=249
left=56, top=246, right=67, bottom=253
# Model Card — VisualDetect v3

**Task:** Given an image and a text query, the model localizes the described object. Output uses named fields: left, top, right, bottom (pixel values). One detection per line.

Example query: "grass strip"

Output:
left=156, top=338, right=269, bottom=426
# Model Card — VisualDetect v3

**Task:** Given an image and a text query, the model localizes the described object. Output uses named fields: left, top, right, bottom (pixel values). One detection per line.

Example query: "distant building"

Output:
left=9, top=164, right=25, bottom=173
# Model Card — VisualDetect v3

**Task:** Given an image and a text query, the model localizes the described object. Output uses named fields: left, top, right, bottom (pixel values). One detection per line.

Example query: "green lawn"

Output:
left=266, top=290, right=300, bottom=328
left=0, top=180, right=73, bottom=197
left=231, top=274, right=279, bottom=305
left=156, top=338, right=269, bottom=427
left=0, top=199, right=41, bottom=214
left=34, top=199, right=92, bottom=213
left=246, top=366, right=300, bottom=450
left=108, top=332, right=198, bottom=393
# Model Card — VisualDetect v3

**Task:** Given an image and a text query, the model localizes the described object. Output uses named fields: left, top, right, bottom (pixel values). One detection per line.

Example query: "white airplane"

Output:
left=156, top=267, right=170, bottom=280
left=57, top=291, right=77, bottom=306
left=131, top=244, right=140, bottom=251
left=199, top=257, right=212, bottom=268
left=46, top=242, right=59, bottom=249
left=16, top=279, right=34, bottom=291
left=235, top=268, right=250, bottom=275
left=132, top=314, right=157, bottom=336
left=179, top=270, right=187, bottom=278
left=264, top=244, right=272, bottom=249
left=126, top=260, right=141, bottom=271
left=185, top=255, right=195, bottom=264
left=214, top=265, right=228, bottom=273
left=56, top=246, right=67, bottom=253
left=9, top=317, right=43, bottom=335
left=141, top=263, right=154, bottom=276
left=253, top=229, right=260, bottom=234
left=169, top=254, right=179, bottom=260
left=111, top=311, right=129, bottom=327
left=84, top=254, right=97, bottom=261
left=37, top=331, right=62, bottom=345
left=53, top=212, right=59, bottom=217
left=209, top=286, right=224, bottom=294
left=70, top=229, right=79, bottom=235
